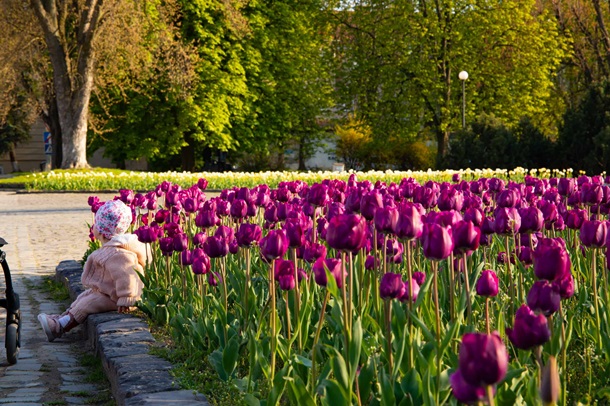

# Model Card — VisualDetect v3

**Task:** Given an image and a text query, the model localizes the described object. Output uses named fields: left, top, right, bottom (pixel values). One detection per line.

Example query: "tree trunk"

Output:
left=30, top=0, right=105, bottom=169
left=181, top=132, right=195, bottom=171
left=8, top=145, right=20, bottom=172
left=41, top=97, right=62, bottom=169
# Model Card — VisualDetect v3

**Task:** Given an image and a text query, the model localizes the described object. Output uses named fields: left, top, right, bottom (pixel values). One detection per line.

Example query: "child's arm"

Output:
left=106, top=250, right=143, bottom=308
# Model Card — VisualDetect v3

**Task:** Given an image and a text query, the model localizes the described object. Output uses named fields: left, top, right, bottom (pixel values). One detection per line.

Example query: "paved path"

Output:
left=0, top=191, right=119, bottom=405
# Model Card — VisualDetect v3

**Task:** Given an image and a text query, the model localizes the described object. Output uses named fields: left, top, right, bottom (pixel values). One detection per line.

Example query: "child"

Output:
left=38, top=199, right=147, bottom=342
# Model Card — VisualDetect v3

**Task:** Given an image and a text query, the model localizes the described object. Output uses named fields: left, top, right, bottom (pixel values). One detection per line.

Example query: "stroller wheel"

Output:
left=6, top=323, right=19, bottom=365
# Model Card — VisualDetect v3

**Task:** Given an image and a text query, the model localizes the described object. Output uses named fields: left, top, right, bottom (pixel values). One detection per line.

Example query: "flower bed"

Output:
left=86, top=168, right=609, bottom=405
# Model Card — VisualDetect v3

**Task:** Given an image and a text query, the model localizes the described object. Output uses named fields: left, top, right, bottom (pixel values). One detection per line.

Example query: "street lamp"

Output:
left=458, top=70, right=468, bottom=129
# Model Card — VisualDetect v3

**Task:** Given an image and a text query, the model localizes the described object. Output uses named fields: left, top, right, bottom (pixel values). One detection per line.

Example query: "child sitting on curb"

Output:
left=38, top=199, right=147, bottom=342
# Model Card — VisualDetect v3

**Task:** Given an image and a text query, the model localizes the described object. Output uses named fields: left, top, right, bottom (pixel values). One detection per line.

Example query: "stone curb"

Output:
left=54, top=260, right=210, bottom=406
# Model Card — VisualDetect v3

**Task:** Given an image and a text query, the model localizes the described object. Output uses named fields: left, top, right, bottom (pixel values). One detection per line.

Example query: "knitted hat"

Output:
left=95, top=200, right=133, bottom=240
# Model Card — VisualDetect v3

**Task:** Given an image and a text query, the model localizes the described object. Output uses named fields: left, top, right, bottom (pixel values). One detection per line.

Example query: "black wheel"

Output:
left=6, top=323, right=19, bottom=365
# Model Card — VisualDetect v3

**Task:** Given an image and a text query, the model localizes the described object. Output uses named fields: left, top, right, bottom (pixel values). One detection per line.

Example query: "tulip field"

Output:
left=81, top=168, right=610, bottom=405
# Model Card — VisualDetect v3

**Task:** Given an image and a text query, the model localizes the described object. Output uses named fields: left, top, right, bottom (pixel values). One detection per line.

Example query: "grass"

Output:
left=148, top=325, right=243, bottom=406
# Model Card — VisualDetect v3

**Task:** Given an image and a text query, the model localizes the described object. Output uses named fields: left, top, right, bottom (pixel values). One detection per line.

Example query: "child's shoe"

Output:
left=37, top=313, right=63, bottom=342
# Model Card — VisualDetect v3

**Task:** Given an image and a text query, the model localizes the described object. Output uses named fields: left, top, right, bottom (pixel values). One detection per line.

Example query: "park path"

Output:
left=0, top=191, right=118, bottom=405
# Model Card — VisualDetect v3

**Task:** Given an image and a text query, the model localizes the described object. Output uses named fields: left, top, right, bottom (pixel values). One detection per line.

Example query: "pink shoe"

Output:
left=37, top=313, right=63, bottom=342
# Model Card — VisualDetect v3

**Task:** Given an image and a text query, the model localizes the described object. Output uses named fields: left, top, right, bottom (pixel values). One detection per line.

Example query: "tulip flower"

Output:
left=379, top=272, right=404, bottom=300
left=580, top=219, right=608, bottom=248
left=450, top=369, right=488, bottom=404
left=119, top=189, right=135, bottom=204
left=283, top=218, right=304, bottom=248
left=393, top=202, right=423, bottom=240
left=192, top=253, right=211, bottom=275
left=557, top=178, right=575, bottom=196
left=494, top=207, right=521, bottom=235
left=421, top=222, right=453, bottom=261
left=458, top=332, right=508, bottom=386
left=325, top=213, right=368, bottom=253
left=506, top=304, right=551, bottom=350
left=518, top=206, right=543, bottom=234
left=453, top=220, right=481, bottom=256
left=581, top=182, right=603, bottom=205
left=236, top=223, right=262, bottom=247
left=476, top=270, right=499, bottom=297
left=527, top=280, right=561, bottom=317
left=496, top=188, right=520, bottom=208
left=374, top=206, right=399, bottom=234
left=398, top=278, right=420, bottom=302
left=312, top=257, right=345, bottom=288
left=159, top=237, right=175, bottom=257
left=533, top=237, right=571, bottom=281
left=360, top=190, right=383, bottom=220
left=203, top=236, right=229, bottom=258
left=230, top=199, right=248, bottom=219
left=307, top=183, right=329, bottom=207
left=260, top=229, right=289, bottom=262
left=438, top=187, right=464, bottom=211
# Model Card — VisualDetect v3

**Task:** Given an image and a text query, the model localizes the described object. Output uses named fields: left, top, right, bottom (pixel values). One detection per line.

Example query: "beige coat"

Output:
left=81, top=234, right=147, bottom=308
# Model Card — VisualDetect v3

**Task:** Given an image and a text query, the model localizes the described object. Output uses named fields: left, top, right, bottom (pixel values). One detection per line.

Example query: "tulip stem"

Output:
left=463, top=253, right=472, bottom=327
left=560, top=302, right=567, bottom=406
left=485, top=297, right=491, bottom=335
left=285, top=291, right=291, bottom=342
left=270, top=261, right=277, bottom=383
left=505, top=237, right=515, bottom=317
left=432, top=261, right=441, bottom=403
left=405, top=241, right=414, bottom=370
left=486, top=385, right=495, bottom=406
left=592, top=250, right=602, bottom=348
left=341, top=251, right=351, bottom=372
left=384, top=299, right=393, bottom=377
left=292, top=248, right=301, bottom=351
left=311, top=289, right=330, bottom=394
left=449, top=253, right=455, bottom=322
left=244, top=249, right=251, bottom=328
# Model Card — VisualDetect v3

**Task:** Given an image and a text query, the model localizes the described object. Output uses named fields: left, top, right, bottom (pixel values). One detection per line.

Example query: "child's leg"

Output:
left=66, top=288, right=118, bottom=324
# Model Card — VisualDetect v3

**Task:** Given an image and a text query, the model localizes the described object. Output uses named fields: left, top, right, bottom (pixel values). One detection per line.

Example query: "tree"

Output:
left=330, top=0, right=566, bottom=166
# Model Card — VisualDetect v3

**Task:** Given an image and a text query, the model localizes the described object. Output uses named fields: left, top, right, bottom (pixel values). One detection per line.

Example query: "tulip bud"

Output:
left=476, top=270, right=499, bottom=297
left=458, top=332, right=508, bottom=386
left=527, top=280, right=561, bottom=316
left=506, top=305, right=551, bottom=350
left=421, top=223, right=453, bottom=261
left=379, top=272, right=404, bottom=300
left=325, top=214, right=368, bottom=253
left=540, top=356, right=560, bottom=405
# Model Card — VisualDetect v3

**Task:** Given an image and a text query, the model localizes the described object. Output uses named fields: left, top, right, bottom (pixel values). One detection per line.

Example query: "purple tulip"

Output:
left=159, top=237, right=174, bottom=256
left=259, top=229, right=289, bottom=262
left=307, top=183, right=329, bottom=207
left=527, top=280, right=561, bottom=316
left=554, top=271, right=574, bottom=299
left=192, top=253, right=211, bottom=275
left=119, top=189, right=135, bottom=204
left=438, top=187, right=464, bottom=211
left=325, top=214, right=368, bottom=253
left=134, top=225, right=157, bottom=244
left=203, top=236, right=229, bottom=258
left=464, top=207, right=484, bottom=228
left=566, top=209, right=588, bottom=230
left=494, top=207, right=521, bottom=235
left=379, top=272, right=404, bottom=300
left=230, top=199, right=248, bottom=219
left=557, top=178, right=575, bottom=196
left=393, top=202, right=423, bottom=240
left=180, top=249, right=193, bottom=266
left=236, top=223, right=262, bottom=247
left=518, top=206, right=543, bottom=234
left=283, top=218, right=304, bottom=248
left=452, top=220, right=481, bottom=256
left=581, top=182, right=603, bottom=205
left=413, top=271, right=426, bottom=286
left=364, top=255, right=379, bottom=270
left=533, top=237, right=571, bottom=281
left=580, top=220, right=608, bottom=248
left=506, top=304, right=551, bottom=350
left=450, top=369, right=488, bottom=404
left=312, top=257, right=345, bottom=288
left=421, top=223, right=454, bottom=261
left=173, top=233, right=189, bottom=252
left=398, top=278, right=420, bottom=302
left=385, top=238, right=404, bottom=264
left=518, top=246, right=534, bottom=266
left=195, top=209, right=219, bottom=228
left=374, top=206, right=399, bottom=234
left=303, top=241, right=327, bottom=263
left=360, top=190, right=383, bottom=220
left=458, top=332, right=508, bottom=386
left=496, top=188, right=520, bottom=208
left=476, top=270, right=499, bottom=297
left=215, top=226, right=235, bottom=240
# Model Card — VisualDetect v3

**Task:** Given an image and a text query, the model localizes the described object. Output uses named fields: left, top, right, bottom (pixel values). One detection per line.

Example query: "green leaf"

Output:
left=320, top=379, right=350, bottom=406
left=222, top=335, right=240, bottom=378
left=379, top=368, right=396, bottom=406
left=349, top=317, right=363, bottom=383
left=287, top=374, right=316, bottom=406
left=208, top=349, right=228, bottom=381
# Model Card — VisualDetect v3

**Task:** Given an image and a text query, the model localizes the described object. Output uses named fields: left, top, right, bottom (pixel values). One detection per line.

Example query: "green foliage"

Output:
left=557, top=80, right=610, bottom=174
left=443, top=113, right=556, bottom=169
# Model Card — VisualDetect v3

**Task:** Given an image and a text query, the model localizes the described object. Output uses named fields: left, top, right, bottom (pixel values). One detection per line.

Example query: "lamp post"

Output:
left=458, top=70, right=468, bottom=129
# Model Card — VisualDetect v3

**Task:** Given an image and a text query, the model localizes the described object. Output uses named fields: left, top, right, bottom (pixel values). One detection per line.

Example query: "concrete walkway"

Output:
left=0, top=191, right=118, bottom=405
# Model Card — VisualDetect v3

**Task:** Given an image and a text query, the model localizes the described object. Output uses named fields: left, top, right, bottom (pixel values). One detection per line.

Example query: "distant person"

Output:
left=38, top=200, right=146, bottom=342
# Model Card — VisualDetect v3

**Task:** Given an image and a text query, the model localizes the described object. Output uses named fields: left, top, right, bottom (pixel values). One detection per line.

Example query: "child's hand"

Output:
left=118, top=306, right=130, bottom=313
